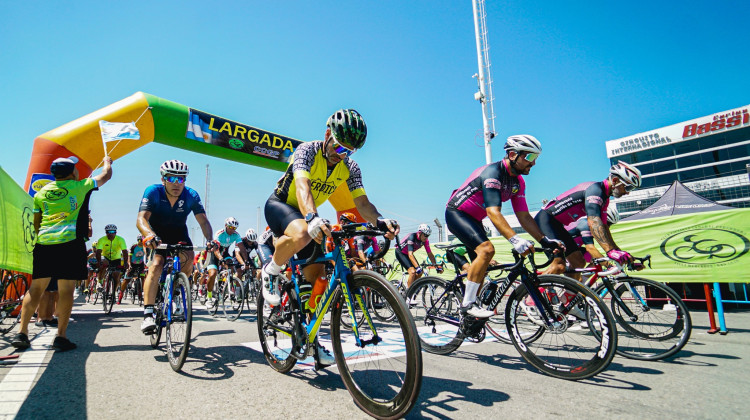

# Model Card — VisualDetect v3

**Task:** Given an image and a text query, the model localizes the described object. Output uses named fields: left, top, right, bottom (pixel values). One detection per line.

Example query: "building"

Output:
left=606, top=104, right=750, bottom=216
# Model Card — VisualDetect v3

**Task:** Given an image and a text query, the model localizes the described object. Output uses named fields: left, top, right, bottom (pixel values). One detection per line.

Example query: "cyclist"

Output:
left=236, top=228, right=260, bottom=281
left=255, top=227, right=275, bottom=267
left=395, top=224, right=442, bottom=288
left=137, top=160, right=213, bottom=334
left=352, top=229, right=381, bottom=270
left=95, top=225, right=129, bottom=293
left=445, top=135, right=563, bottom=318
left=534, top=160, right=641, bottom=278
left=85, top=248, right=98, bottom=295
left=204, top=217, right=247, bottom=308
left=260, top=108, right=399, bottom=366
left=119, top=235, right=146, bottom=304
left=325, top=213, right=359, bottom=260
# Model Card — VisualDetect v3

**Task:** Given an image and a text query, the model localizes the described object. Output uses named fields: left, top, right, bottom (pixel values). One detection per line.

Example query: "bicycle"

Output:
left=85, top=270, right=101, bottom=305
left=256, top=223, right=422, bottom=419
left=406, top=248, right=618, bottom=380
left=126, top=266, right=146, bottom=306
left=102, top=266, right=123, bottom=314
left=148, top=243, right=200, bottom=372
left=574, top=255, right=692, bottom=361
left=240, top=269, right=260, bottom=313
left=207, top=258, right=244, bottom=321
left=0, top=271, right=28, bottom=334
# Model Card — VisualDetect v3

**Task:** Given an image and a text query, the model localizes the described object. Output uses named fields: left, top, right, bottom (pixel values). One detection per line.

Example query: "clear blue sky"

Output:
left=2, top=1, right=749, bottom=245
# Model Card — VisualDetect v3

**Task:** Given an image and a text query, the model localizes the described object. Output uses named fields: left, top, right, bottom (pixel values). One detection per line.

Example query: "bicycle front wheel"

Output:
left=207, top=278, right=221, bottom=316
left=592, top=277, right=692, bottom=361
left=481, top=278, right=523, bottom=345
left=406, top=276, right=464, bottom=355
left=166, top=273, right=192, bottom=372
left=0, top=274, right=27, bottom=334
left=221, top=276, right=244, bottom=321
left=103, top=274, right=116, bottom=314
left=256, top=288, right=299, bottom=374
left=506, top=274, right=617, bottom=380
left=331, top=270, right=422, bottom=419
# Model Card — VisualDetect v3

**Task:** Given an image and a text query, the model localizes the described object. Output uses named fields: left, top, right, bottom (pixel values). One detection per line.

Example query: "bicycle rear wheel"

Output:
left=103, top=273, right=116, bottom=314
left=506, top=274, right=617, bottom=380
left=207, top=278, right=221, bottom=316
left=166, top=273, right=192, bottom=372
left=331, top=270, right=422, bottom=420
left=221, top=276, right=244, bottom=321
left=256, top=288, right=299, bottom=374
left=0, top=274, right=27, bottom=334
left=368, top=287, right=396, bottom=322
left=92, top=278, right=100, bottom=305
left=406, top=276, right=464, bottom=355
left=591, top=277, right=691, bottom=361
left=150, top=309, right=163, bottom=349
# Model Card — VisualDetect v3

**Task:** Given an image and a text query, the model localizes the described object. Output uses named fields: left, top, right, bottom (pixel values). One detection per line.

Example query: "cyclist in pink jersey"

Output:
left=445, top=135, right=563, bottom=318
left=534, top=160, right=641, bottom=278
left=395, top=224, right=442, bottom=288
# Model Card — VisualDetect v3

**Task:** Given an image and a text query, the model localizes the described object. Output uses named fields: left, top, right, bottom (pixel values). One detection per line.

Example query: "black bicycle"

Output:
left=0, top=271, right=27, bottom=334
left=102, top=266, right=123, bottom=314
left=405, top=249, right=618, bottom=380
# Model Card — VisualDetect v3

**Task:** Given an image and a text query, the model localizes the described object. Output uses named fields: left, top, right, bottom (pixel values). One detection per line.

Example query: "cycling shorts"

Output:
left=33, top=239, right=87, bottom=281
left=444, top=249, right=469, bottom=272
left=395, top=250, right=418, bottom=270
left=444, top=208, right=487, bottom=262
left=257, top=243, right=275, bottom=267
left=103, top=258, right=122, bottom=268
left=533, top=210, right=580, bottom=257
left=264, top=194, right=316, bottom=259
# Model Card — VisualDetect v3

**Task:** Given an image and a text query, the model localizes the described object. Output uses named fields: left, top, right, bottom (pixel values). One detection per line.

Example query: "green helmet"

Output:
left=327, top=109, right=367, bottom=150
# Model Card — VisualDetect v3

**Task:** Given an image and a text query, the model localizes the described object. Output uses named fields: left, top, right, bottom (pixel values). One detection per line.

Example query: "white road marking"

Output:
left=0, top=329, right=56, bottom=420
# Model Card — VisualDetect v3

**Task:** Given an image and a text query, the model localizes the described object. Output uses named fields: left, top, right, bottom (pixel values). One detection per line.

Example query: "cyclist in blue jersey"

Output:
left=137, top=160, right=214, bottom=334
left=119, top=235, right=146, bottom=304
left=204, top=217, right=248, bottom=308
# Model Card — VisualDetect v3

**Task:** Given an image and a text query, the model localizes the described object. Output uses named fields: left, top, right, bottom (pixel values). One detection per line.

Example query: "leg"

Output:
left=56, top=280, right=76, bottom=338
left=143, top=254, right=165, bottom=306
left=18, top=277, right=51, bottom=336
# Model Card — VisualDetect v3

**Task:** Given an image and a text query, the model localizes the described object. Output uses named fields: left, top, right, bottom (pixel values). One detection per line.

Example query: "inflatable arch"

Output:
left=23, top=92, right=363, bottom=220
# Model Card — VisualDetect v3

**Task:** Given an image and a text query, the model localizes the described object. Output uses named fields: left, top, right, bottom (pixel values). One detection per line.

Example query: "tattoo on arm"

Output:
left=589, top=216, right=616, bottom=251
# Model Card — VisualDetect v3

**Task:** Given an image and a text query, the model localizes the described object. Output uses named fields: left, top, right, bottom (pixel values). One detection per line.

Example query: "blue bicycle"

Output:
left=256, top=223, right=422, bottom=419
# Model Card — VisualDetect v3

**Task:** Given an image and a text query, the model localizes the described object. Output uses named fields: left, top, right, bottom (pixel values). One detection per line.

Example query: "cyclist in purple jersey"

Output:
left=445, top=135, right=563, bottom=318
left=396, top=224, right=442, bottom=287
left=534, top=160, right=641, bottom=279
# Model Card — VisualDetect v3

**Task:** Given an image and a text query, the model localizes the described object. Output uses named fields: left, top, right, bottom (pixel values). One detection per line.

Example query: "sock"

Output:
left=463, top=281, right=480, bottom=307
left=143, top=305, right=154, bottom=319
left=207, top=292, right=212, bottom=299
left=264, top=260, right=281, bottom=276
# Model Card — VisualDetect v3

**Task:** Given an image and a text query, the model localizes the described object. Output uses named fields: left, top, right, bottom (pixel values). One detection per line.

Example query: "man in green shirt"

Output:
left=12, top=156, right=112, bottom=351
left=94, top=224, right=129, bottom=292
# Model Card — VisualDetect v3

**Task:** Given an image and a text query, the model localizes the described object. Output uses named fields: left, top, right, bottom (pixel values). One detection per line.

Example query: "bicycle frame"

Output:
left=574, top=257, right=654, bottom=321
left=156, top=252, right=182, bottom=324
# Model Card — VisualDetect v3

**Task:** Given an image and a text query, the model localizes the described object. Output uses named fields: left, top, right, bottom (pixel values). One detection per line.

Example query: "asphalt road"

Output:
left=1, top=293, right=748, bottom=420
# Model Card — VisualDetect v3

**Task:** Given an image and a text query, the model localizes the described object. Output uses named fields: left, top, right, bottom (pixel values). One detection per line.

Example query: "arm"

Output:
left=486, top=206, right=516, bottom=240
left=407, top=251, right=419, bottom=268
left=354, top=195, right=400, bottom=236
left=515, top=211, right=545, bottom=242
left=235, top=242, right=247, bottom=266
left=588, top=216, right=619, bottom=252
left=194, top=213, right=213, bottom=243
left=122, top=250, right=129, bottom=268
left=136, top=210, right=159, bottom=248
left=92, top=157, right=113, bottom=187
left=585, top=243, right=605, bottom=260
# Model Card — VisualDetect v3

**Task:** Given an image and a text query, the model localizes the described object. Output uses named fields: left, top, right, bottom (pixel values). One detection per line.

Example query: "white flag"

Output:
left=99, top=121, right=140, bottom=143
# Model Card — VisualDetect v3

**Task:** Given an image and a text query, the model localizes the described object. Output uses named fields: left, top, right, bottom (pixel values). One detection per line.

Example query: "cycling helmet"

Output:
left=504, top=134, right=542, bottom=155
left=105, top=224, right=117, bottom=232
left=418, top=223, right=432, bottom=236
left=606, top=206, right=620, bottom=225
left=160, top=160, right=189, bottom=177
left=610, top=160, right=642, bottom=188
left=136, top=234, right=143, bottom=241
left=225, top=217, right=239, bottom=228
left=327, top=109, right=367, bottom=150
left=339, top=212, right=357, bottom=224
left=245, top=228, right=257, bottom=241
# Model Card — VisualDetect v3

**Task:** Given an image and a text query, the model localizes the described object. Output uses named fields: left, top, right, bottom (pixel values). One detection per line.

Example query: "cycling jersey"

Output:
left=214, top=228, right=242, bottom=258
left=130, top=244, right=145, bottom=264
left=354, top=235, right=380, bottom=256
left=240, top=238, right=259, bottom=253
left=398, top=233, right=431, bottom=255
left=139, top=184, right=205, bottom=233
left=273, top=141, right=365, bottom=209
left=542, top=180, right=611, bottom=229
left=34, top=178, right=98, bottom=245
left=446, top=159, right=528, bottom=221
left=95, top=235, right=128, bottom=261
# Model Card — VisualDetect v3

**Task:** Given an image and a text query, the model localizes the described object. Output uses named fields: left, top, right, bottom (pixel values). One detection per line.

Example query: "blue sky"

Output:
left=2, top=1, right=749, bottom=245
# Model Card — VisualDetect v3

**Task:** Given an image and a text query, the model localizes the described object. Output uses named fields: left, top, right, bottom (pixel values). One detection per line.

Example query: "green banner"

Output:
left=0, top=166, right=35, bottom=273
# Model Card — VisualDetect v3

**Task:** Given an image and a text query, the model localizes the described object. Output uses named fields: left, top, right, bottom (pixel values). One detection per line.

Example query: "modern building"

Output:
left=607, top=104, right=750, bottom=216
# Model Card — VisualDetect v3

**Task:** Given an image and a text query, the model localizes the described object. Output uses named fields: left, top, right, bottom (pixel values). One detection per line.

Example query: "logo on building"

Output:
left=660, top=227, right=750, bottom=267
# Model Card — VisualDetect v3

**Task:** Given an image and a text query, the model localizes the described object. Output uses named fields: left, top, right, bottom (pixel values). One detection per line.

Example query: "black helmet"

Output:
left=327, top=109, right=367, bottom=150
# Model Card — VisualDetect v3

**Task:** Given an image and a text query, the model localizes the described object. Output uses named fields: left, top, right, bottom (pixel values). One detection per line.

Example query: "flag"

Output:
left=99, top=121, right=140, bottom=143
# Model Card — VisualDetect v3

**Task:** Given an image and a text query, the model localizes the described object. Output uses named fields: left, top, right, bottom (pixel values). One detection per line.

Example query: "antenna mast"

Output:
left=472, top=0, right=497, bottom=164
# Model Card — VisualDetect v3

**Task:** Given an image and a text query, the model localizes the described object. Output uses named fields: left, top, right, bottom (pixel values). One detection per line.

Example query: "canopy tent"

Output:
left=621, top=180, right=736, bottom=221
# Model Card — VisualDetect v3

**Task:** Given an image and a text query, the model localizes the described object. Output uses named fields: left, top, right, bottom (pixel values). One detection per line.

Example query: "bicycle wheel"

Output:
left=331, top=270, right=422, bottom=419
left=591, top=277, right=692, bottom=361
left=256, top=288, right=299, bottom=374
left=150, top=310, right=163, bottom=349
left=207, top=278, right=221, bottom=316
left=221, top=276, right=244, bottom=321
left=103, top=273, right=116, bottom=314
left=481, top=278, right=522, bottom=345
left=165, top=273, right=192, bottom=371
left=506, top=274, right=617, bottom=380
left=405, top=276, right=464, bottom=355
left=0, top=274, right=27, bottom=334
left=368, top=287, right=396, bottom=322
left=92, top=279, right=100, bottom=305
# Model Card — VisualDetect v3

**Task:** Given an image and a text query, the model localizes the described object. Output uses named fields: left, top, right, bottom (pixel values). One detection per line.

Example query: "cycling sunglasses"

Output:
left=106, top=230, right=116, bottom=234
left=163, top=175, right=186, bottom=184
left=331, top=137, right=356, bottom=157
left=523, top=152, right=539, bottom=163
left=623, top=183, right=637, bottom=192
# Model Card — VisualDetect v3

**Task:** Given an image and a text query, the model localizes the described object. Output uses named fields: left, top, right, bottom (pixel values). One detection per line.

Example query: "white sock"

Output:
left=264, top=260, right=281, bottom=276
left=463, top=281, right=480, bottom=307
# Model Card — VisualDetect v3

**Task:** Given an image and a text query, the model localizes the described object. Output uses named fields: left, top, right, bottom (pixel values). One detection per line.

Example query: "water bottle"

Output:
left=479, top=281, right=498, bottom=305
left=299, top=282, right=313, bottom=313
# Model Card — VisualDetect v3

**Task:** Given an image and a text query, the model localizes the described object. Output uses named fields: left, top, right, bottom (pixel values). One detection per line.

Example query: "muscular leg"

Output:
left=143, top=254, right=165, bottom=306
left=18, top=278, right=51, bottom=336
left=56, top=280, right=75, bottom=338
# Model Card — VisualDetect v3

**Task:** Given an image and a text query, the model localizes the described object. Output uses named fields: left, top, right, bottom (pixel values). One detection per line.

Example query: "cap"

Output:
left=50, top=156, right=79, bottom=178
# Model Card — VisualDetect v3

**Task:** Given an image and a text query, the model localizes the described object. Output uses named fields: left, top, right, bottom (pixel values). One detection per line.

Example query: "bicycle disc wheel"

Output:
left=256, top=290, right=298, bottom=373
left=103, top=274, right=116, bottom=314
left=406, top=276, right=463, bottom=355
left=166, top=273, right=192, bottom=372
left=506, top=274, right=617, bottom=380
left=331, top=270, right=422, bottom=419
left=592, top=277, right=692, bottom=361
left=0, top=275, right=27, bottom=334
left=221, top=276, right=244, bottom=321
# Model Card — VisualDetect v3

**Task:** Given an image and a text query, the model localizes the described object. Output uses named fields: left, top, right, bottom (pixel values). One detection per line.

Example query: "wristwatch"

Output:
left=305, top=212, right=318, bottom=223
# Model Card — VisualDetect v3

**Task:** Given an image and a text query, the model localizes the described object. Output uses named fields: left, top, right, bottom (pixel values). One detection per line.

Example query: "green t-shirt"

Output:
left=34, top=178, right=97, bottom=245
left=95, top=235, right=128, bottom=261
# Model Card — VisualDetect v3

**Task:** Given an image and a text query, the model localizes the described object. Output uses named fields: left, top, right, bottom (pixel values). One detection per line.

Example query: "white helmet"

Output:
left=105, top=224, right=117, bottom=232
left=245, top=228, right=257, bottom=241
left=225, top=217, right=239, bottom=228
left=610, top=160, right=642, bottom=189
left=504, top=134, right=542, bottom=155
left=418, top=223, right=431, bottom=236
left=606, top=206, right=620, bottom=225
left=160, top=160, right=189, bottom=177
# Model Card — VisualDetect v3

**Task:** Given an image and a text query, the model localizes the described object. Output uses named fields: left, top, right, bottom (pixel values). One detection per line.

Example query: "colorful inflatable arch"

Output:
left=23, top=92, right=362, bottom=219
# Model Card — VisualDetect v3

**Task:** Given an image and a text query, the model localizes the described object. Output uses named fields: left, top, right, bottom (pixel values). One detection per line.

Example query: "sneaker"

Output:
left=206, top=298, right=215, bottom=309
left=520, top=302, right=545, bottom=326
left=261, top=266, right=281, bottom=306
left=314, top=341, right=335, bottom=368
left=11, top=333, right=31, bottom=350
left=35, top=319, right=58, bottom=328
left=460, top=302, right=494, bottom=319
left=52, top=336, right=77, bottom=352
left=140, top=317, right=156, bottom=334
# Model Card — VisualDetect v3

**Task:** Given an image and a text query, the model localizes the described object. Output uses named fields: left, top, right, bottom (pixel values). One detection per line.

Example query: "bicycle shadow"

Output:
left=407, top=375, right=509, bottom=419
left=176, top=343, right=267, bottom=381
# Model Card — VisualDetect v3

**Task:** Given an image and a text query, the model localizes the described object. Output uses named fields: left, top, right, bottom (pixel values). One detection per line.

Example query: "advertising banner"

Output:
left=0, top=166, right=35, bottom=273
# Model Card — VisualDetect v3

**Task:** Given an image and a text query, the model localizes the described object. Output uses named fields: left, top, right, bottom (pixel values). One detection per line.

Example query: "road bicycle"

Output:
left=102, top=266, right=123, bottom=314
left=239, top=269, right=260, bottom=313
left=406, top=249, right=618, bottom=380
left=85, top=270, right=101, bottom=305
left=125, top=266, right=146, bottom=306
left=207, top=258, right=244, bottom=321
left=256, top=223, right=422, bottom=419
left=0, top=271, right=27, bottom=334
left=148, top=244, right=200, bottom=372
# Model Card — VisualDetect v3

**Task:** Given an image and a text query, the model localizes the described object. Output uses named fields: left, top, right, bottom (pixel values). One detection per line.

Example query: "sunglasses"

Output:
left=164, top=175, right=186, bottom=184
left=331, top=137, right=356, bottom=157
left=623, top=183, right=637, bottom=192
left=523, top=152, right=539, bottom=163
left=106, top=231, right=116, bottom=234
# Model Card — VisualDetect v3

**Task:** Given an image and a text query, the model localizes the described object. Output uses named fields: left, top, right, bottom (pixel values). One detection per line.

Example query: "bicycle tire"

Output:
left=245, top=275, right=259, bottom=312
left=222, top=276, right=244, bottom=321
left=166, top=273, right=192, bottom=372
left=590, top=277, right=692, bottom=361
left=256, top=289, right=299, bottom=374
left=150, top=311, right=163, bottom=349
left=207, top=277, right=221, bottom=316
left=103, top=272, right=116, bottom=314
left=405, top=276, right=464, bottom=355
left=331, top=270, right=422, bottom=419
left=480, top=278, right=528, bottom=345
left=506, top=274, right=617, bottom=380
left=368, top=287, right=397, bottom=322
left=0, top=274, right=27, bottom=334
left=92, top=278, right=100, bottom=305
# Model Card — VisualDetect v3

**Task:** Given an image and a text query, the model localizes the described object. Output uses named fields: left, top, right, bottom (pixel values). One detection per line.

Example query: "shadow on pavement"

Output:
left=408, top=375, right=510, bottom=419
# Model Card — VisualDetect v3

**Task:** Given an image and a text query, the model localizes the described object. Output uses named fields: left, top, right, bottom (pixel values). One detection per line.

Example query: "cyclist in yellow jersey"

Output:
left=95, top=224, right=129, bottom=291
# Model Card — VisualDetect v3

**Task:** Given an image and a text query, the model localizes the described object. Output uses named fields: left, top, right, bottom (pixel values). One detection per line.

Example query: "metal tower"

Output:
left=472, top=0, right=497, bottom=164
